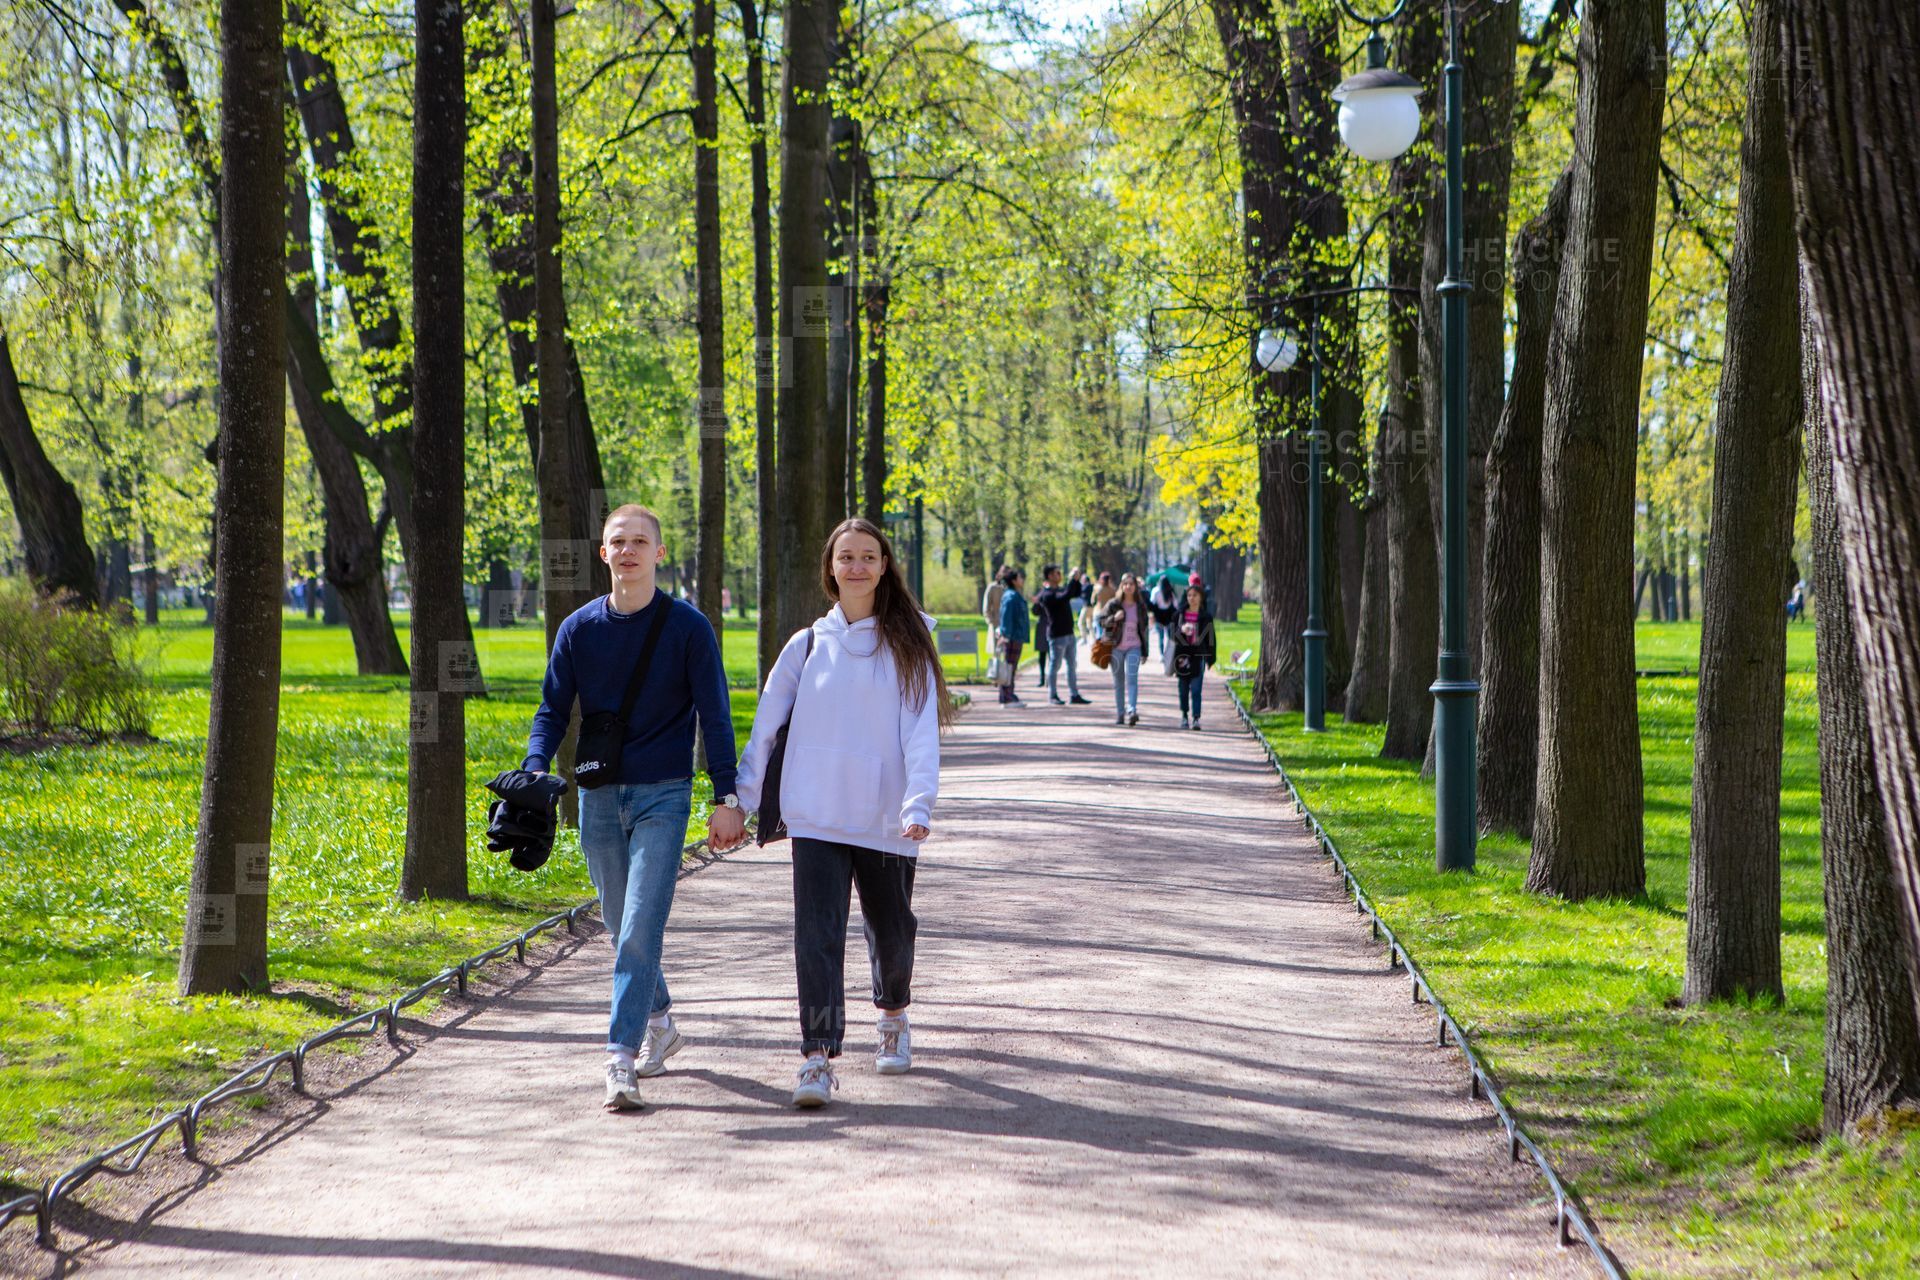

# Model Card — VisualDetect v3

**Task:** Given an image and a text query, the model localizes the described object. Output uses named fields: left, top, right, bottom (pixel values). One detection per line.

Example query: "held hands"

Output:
left=708, top=805, right=748, bottom=852
left=903, top=824, right=929, bottom=842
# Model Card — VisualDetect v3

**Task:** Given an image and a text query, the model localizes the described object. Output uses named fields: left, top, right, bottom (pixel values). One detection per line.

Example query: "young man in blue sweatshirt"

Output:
left=524, top=504, right=745, bottom=1111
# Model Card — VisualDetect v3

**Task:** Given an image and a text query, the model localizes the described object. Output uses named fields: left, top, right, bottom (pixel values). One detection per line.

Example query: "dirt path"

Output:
left=59, top=660, right=1591, bottom=1279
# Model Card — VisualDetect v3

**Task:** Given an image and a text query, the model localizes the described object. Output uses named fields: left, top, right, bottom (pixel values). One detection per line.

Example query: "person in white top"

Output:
left=728, top=517, right=952, bottom=1108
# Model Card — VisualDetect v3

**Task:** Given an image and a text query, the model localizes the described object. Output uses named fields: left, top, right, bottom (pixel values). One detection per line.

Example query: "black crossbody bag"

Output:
left=755, top=631, right=815, bottom=846
left=573, top=591, right=672, bottom=790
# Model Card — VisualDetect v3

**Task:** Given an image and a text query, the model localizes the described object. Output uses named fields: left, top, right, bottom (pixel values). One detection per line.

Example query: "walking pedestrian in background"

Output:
left=1148, top=576, right=1179, bottom=659
left=1031, top=572, right=1053, bottom=689
left=1171, top=583, right=1216, bottom=731
left=1067, top=568, right=1089, bottom=639
left=733, top=517, right=949, bottom=1110
left=996, top=569, right=1029, bottom=705
left=1034, top=565, right=1090, bottom=705
left=1098, top=572, right=1150, bottom=726
left=982, top=566, right=1010, bottom=649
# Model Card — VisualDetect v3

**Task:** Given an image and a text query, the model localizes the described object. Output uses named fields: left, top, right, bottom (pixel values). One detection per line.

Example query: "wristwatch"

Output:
left=720, top=794, right=741, bottom=811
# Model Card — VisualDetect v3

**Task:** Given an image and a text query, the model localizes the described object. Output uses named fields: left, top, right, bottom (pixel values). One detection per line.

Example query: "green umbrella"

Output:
left=1143, top=565, right=1191, bottom=593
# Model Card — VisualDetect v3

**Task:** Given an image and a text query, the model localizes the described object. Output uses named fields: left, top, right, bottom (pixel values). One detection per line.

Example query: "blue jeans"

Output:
left=1048, top=635, right=1081, bottom=699
left=579, top=779, right=693, bottom=1052
left=1153, top=622, right=1171, bottom=657
left=1178, top=672, right=1204, bottom=720
left=1111, top=647, right=1141, bottom=717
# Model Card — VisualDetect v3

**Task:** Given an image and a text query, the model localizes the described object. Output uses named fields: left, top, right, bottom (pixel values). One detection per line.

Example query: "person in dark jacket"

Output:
left=996, top=570, right=1030, bottom=705
left=1171, top=583, right=1217, bottom=730
left=1033, top=565, right=1090, bottom=705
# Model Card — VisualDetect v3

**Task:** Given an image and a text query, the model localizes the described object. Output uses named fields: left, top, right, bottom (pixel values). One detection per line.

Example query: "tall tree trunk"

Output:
left=0, top=334, right=98, bottom=605
left=401, top=0, right=467, bottom=902
left=1343, top=424, right=1391, bottom=725
left=740, top=0, right=779, bottom=680
left=1210, top=0, right=1301, bottom=714
left=470, top=18, right=610, bottom=602
left=773, top=0, right=839, bottom=642
left=1380, top=274, right=1438, bottom=760
left=284, top=105, right=405, bottom=675
left=693, top=0, right=727, bottom=647
left=142, top=527, right=159, bottom=623
left=529, top=0, right=594, bottom=816
left=1683, top=0, right=1802, bottom=1005
left=1526, top=0, right=1665, bottom=900
left=1779, top=0, right=1920, bottom=1030
left=1807, top=325, right=1920, bottom=1132
left=1477, top=165, right=1572, bottom=836
left=823, top=43, right=860, bottom=529
left=862, top=279, right=889, bottom=527
left=180, top=0, right=283, bottom=994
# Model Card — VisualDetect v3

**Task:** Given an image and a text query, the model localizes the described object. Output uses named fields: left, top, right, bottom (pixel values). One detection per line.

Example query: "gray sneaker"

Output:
left=875, top=1015, right=912, bottom=1075
left=636, top=1018, right=686, bottom=1078
left=793, top=1054, right=839, bottom=1108
left=604, top=1059, right=644, bottom=1112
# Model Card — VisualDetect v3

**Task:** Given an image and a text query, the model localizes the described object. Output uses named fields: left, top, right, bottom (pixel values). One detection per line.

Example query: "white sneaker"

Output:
left=1180, top=715, right=1190, bottom=729
left=792, top=1054, right=839, bottom=1108
left=604, top=1059, right=644, bottom=1112
left=636, top=1018, right=686, bottom=1078
left=875, top=1015, right=911, bottom=1075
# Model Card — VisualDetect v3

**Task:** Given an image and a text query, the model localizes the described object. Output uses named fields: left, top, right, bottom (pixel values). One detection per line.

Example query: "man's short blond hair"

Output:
left=602, top=503, right=663, bottom=544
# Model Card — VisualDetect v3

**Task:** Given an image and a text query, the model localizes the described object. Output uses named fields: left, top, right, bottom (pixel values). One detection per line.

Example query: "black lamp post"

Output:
left=1332, top=0, right=1482, bottom=873
left=1257, top=283, right=1414, bottom=736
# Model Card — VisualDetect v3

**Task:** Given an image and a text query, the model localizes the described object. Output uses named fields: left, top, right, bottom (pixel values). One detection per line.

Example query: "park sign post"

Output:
left=1331, top=0, right=1487, bottom=873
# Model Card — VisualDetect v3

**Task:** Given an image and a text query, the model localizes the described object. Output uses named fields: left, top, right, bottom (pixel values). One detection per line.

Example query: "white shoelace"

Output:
left=878, top=1024, right=903, bottom=1058
left=797, top=1058, right=839, bottom=1091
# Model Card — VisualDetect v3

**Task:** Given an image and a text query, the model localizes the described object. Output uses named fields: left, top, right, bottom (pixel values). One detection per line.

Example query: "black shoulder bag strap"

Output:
left=756, top=630, right=816, bottom=846
left=614, top=591, right=675, bottom=723
left=573, top=590, right=674, bottom=789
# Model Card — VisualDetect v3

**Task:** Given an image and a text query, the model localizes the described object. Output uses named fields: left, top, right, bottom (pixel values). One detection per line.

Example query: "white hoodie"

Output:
left=734, top=604, right=941, bottom=857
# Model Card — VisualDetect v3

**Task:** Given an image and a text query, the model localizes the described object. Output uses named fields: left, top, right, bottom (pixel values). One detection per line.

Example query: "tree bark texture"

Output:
left=1807, top=330, right=1920, bottom=1133
left=1477, top=165, right=1572, bottom=837
left=773, top=0, right=839, bottom=643
left=179, top=0, right=283, bottom=995
left=863, top=273, right=890, bottom=527
left=401, top=0, right=468, bottom=902
left=1684, top=0, right=1802, bottom=1005
left=692, top=0, right=727, bottom=645
left=0, top=334, right=99, bottom=605
left=1779, top=0, right=1920, bottom=1032
left=1526, top=0, right=1666, bottom=899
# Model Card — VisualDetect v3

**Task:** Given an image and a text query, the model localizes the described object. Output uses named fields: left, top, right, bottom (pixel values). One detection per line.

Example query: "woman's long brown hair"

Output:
left=819, top=518, right=955, bottom=728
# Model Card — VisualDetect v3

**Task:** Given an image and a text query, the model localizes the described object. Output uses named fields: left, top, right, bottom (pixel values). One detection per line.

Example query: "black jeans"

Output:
left=793, top=837, right=918, bottom=1057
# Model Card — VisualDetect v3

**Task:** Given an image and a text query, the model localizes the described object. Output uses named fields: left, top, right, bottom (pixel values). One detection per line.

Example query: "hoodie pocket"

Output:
left=781, top=746, right=886, bottom=831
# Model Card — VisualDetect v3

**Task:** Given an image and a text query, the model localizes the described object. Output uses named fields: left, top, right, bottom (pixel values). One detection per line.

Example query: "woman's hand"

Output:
left=903, top=824, right=929, bottom=842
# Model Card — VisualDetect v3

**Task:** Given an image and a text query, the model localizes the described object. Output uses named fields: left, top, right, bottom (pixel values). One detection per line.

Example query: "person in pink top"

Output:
left=1097, top=572, right=1151, bottom=726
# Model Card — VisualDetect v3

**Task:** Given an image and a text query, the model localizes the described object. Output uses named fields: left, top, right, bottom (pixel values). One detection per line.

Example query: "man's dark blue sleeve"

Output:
left=688, top=610, right=738, bottom=798
left=524, top=615, right=576, bottom=772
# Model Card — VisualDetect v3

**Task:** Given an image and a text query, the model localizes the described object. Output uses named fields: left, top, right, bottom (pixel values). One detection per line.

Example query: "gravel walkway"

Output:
left=63, top=660, right=1591, bottom=1279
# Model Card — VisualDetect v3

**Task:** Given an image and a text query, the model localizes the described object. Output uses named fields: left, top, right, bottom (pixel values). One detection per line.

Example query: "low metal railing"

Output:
left=1226, top=683, right=1629, bottom=1280
left=8, top=833, right=728, bottom=1248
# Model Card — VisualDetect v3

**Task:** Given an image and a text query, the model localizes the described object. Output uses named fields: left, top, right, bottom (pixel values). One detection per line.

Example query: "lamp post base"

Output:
left=1303, top=626, right=1328, bottom=732
left=1431, top=675, right=1479, bottom=871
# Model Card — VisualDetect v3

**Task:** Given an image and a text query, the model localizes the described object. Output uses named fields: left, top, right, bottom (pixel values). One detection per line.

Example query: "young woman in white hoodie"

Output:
left=733, top=517, right=952, bottom=1108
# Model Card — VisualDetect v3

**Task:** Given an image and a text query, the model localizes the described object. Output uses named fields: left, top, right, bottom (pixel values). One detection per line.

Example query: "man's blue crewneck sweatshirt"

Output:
left=523, top=591, right=737, bottom=798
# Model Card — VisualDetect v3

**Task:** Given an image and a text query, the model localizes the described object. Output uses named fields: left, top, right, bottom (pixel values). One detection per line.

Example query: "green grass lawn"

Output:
left=1228, top=611, right=1917, bottom=1277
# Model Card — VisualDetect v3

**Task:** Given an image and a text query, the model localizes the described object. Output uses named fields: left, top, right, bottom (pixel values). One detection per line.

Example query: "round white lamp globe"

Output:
left=1255, top=328, right=1299, bottom=374
left=1332, top=67, right=1423, bottom=163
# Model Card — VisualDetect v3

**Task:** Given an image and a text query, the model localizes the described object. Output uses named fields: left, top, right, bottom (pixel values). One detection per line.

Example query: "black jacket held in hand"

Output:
left=485, top=769, right=568, bottom=872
